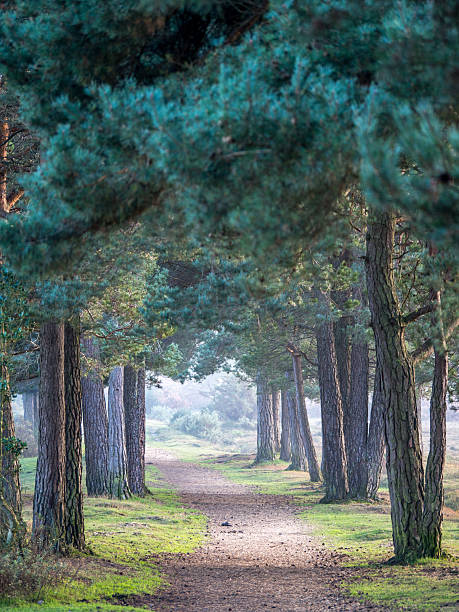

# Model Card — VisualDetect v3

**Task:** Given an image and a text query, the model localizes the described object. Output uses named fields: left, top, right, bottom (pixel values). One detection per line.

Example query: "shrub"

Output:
left=0, top=546, right=65, bottom=603
left=171, top=409, right=222, bottom=442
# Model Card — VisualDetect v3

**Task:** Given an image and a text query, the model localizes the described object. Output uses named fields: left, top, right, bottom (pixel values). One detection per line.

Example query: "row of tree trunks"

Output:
left=279, top=389, right=291, bottom=461
left=124, top=365, right=146, bottom=496
left=33, top=320, right=86, bottom=552
left=315, top=290, right=349, bottom=502
left=255, top=373, right=276, bottom=463
left=366, top=209, right=424, bottom=562
left=81, top=337, right=109, bottom=496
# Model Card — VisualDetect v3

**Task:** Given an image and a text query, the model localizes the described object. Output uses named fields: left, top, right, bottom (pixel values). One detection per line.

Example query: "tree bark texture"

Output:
left=366, top=209, right=424, bottom=562
left=291, top=352, right=320, bottom=481
left=1, top=370, right=21, bottom=519
left=422, top=291, right=448, bottom=558
left=285, top=372, right=307, bottom=471
left=348, top=335, right=369, bottom=498
left=33, top=321, right=66, bottom=550
left=333, top=314, right=352, bottom=457
left=271, top=388, right=281, bottom=453
left=124, top=365, right=146, bottom=496
left=315, top=291, right=348, bottom=502
left=255, top=373, right=275, bottom=463
left=279, top=389, right=291, bottom=462
left=81, top=336, right=109, bottom=496
left=63, top=321, right=85, bottom=551
left=107, top=367, right=130, bottom=499
left=366, top=358, right=385, bottom=499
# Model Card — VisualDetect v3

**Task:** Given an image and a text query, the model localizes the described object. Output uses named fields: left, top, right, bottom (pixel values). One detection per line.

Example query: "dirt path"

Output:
left=145, top=449, right=385, bottom=612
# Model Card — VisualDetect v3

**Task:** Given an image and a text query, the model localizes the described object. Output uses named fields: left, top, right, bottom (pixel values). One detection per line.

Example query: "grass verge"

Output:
left=4, top=460, right=206, bottom=611
left=162, top=436, right=459, bottom=612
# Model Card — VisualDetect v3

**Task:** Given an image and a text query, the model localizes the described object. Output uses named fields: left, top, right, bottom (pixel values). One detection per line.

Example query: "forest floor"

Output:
left=144, top=447, right=387, bottom=611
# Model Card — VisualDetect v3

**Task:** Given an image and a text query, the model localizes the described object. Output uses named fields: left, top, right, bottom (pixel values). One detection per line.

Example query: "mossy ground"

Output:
left=158, top=433, right=459, bottom=612
left=4, top=459, right=206, bottom=611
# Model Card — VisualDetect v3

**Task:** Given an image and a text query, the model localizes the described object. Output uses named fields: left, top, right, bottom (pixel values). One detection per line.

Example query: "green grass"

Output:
left=3, top=461, right=206, bottom=611
left=180, top=440, right=459, bottom=612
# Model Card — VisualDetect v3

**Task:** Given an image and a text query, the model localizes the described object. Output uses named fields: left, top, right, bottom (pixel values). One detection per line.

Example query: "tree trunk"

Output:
left=366, top=358, right=385, bottom=499
left=366, top=208, right=424, bottom=562
left=347, top=332, right=369, bottom=498
left=33, top=321, right=66, bottom=550
left=422, top=291, right=447, bottom=558
left=124, top=366, right=146, bottom=496
left=315, top=290, right=348, bottom=502
left=0, top=355, right=23, bottom=547
left=63, top=321, right=85, bottom=551
left=23, top=392, right=34, bottom=423
left=279, top=389, right=291, bottom=462
left=334, top=314, right=352, bottom=454
left=285, top=372, right=307, bottom=471
left=291, top=351, right=321, bottom=481
left=271, top=387, right=281, bottom=453
left=0, top=373, right=22, bottom=520
left=81, top=336, right=109, bottom=496
left=107, top=367, right=130, bottom=499
left=255, top=372, right=275, bottom=463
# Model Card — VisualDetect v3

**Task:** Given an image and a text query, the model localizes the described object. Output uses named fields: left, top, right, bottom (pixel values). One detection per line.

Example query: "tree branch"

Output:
left=403, top=302, right=434, bottom=324
left=411, top=316, right=459, bottom=365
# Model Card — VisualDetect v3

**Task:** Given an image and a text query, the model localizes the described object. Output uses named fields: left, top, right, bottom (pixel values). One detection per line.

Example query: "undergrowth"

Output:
left=2, top=462, right=206, bottom=611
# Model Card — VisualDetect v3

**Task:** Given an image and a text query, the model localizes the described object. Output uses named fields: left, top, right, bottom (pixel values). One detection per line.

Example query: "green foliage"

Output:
left=1, top=436, right=27, bottom=457
left=171, top=407, right=223, bottom=442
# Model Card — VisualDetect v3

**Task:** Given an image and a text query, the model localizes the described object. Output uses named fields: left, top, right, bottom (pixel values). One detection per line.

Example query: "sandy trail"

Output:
left=145, top=448, right=384, bottom=612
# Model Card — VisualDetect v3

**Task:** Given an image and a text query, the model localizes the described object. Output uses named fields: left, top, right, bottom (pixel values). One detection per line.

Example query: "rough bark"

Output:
left=81, top=336, right=109, bottom=496
left=1, top=369, right=22, bottom=520
left=366, top=358, right=385, bottom=499
left=315, top=291, right=348, bottom=502
left=107, top=367, right=131, bottom=499
left=285, top=371, right=307, bottom=471
left=279, top=389, right=291, bottom=462
left=124, top=365, right=146, bottom=496
left=63, top=321, right=85, bottom=551
left=291, top=351, right=320, bottom=481
left=348, top=333, right=369, bottom=498
left=366, top=209, right=424, bottom=562
left=422, top=291, right=448, bottom=558
left=271, top=388, right=281, bottom=453
left=33, top=321, right=66, bottom=550
left=255, top=372, right=275, bottom=463
left=333, top=314, right=352, bottom=455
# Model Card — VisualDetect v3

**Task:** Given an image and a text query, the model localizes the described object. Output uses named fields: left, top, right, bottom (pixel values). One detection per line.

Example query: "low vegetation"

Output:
left=3, top=461, right=206, bottom=611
